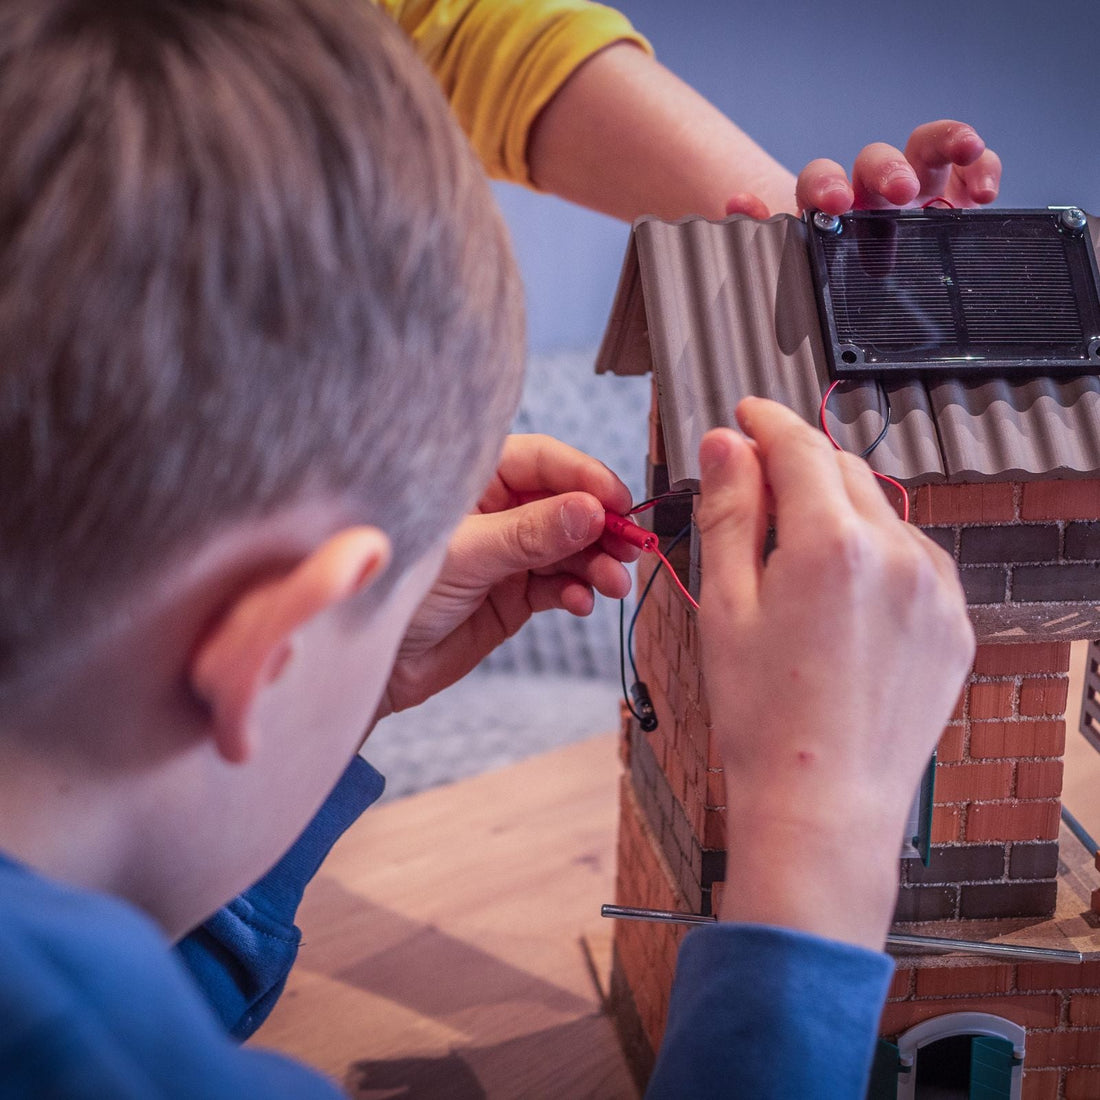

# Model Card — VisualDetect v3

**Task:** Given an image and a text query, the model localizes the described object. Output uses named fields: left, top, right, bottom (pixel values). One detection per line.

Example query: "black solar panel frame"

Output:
left=807, top=208, right=1100, bottom=381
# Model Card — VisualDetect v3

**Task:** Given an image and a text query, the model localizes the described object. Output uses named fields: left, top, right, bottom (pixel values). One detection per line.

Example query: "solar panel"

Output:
left=807, top=207, right=1100, bottom=380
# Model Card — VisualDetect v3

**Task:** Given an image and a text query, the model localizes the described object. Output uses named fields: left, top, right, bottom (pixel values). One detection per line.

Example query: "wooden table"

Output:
left=252, top=733, right=639, bottom=1099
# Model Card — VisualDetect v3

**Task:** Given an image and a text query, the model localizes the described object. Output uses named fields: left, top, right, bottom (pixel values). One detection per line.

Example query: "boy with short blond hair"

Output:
left=0, top=2, right=977, bottom=1097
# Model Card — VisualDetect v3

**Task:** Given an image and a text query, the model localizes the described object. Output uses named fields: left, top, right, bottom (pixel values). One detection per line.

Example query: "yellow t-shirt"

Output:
left=375, top=0, right=651, bottom=186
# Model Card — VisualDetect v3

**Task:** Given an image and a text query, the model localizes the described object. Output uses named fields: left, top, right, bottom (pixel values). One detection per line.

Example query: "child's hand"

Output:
left=695, top=399, right=974, bottom=949
left=727, top=120, right=1002, bottom=218
left=373, top=434, right=638, bottom=722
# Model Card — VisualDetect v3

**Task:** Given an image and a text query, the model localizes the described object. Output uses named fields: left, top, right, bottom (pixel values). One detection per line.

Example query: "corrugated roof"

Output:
left=596, top=212, right=1100, bottom=489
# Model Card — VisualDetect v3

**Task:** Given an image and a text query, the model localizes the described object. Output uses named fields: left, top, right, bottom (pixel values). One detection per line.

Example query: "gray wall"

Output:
left=497, top=0, right=1100, bottom=355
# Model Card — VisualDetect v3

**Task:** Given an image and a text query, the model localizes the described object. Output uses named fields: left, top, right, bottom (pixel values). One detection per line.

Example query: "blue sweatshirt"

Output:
left=0, top=756, right=892, bottom=1098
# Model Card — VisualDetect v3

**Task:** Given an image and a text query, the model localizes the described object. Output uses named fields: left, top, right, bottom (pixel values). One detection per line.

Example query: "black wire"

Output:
left=628, top=489, right=698, bottom=515
left=620, top=522, right=693, bottom=722
left=858, top=382, right=892, bottom=460
left=619, top=596, right=645, bottom=723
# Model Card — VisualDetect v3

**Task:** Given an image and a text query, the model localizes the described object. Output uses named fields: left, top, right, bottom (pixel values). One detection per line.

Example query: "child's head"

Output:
left=0, top=0, right=523, bottom=928
left=0, top=0, right=522, bottom=682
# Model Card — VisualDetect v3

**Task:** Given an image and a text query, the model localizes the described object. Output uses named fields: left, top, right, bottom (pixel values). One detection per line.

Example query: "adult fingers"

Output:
left=694, top=427, right=767, bottom=614
left=851, top=142, right=920, bottom=209
left=947, top=146, right=1002, bottom=206
left=903, top=120, right=986, bottom=198
left=490, top=434, right=633, bottom=515
left=795, top=158, right=854, bottom=215
left=725, top=192, right=772, bottom=219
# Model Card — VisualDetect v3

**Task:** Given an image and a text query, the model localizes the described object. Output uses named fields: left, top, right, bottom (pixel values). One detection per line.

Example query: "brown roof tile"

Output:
left=596, top=212, right=1100, bottom=488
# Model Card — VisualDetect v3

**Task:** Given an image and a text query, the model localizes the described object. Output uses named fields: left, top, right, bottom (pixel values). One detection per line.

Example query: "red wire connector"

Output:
left=605, top=512, right=658, bottom=552
left=607, top=512, right=699, bottom=611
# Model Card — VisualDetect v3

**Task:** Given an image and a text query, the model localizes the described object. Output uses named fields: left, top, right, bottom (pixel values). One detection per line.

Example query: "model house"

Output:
left=597, top=208, right=1100, bottom=1099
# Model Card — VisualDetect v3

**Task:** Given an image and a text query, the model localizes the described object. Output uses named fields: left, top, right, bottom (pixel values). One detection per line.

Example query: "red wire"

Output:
left=652, top=545, right=699, bottom=611
left=819, top=380, right=911, bottom=523
left=920, top=196, right=956, bottom=209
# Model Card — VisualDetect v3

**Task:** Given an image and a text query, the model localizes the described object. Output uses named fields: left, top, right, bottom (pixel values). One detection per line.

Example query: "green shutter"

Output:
left=865, top=1039, right=900, bottom=1099
left=969, top=1034, right=1015, bottom=1099
left=914, top=752, right=937, bottom=866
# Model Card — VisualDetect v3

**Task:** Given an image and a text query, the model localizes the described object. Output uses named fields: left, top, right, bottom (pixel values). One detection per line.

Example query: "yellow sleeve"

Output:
left=375, top=0, right=652, bottom=186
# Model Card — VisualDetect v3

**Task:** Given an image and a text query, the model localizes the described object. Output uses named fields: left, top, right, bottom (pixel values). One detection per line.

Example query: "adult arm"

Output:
left=377, top=0, right=650, bottom=184
left=529, top=42, right=1003, bottom=220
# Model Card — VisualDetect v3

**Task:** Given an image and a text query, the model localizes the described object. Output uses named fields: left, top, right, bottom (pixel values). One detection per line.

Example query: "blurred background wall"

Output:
left=496, top=0, right=1100, bottom=356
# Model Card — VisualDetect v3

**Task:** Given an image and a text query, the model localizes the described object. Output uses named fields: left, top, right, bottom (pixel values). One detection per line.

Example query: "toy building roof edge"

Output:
left=595, top=211, right=1100, bottom=489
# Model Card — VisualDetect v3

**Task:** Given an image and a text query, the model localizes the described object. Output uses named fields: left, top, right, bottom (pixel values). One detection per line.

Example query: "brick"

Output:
left=922, top=526, right=956, bottom=555
left=959, top=879, right=1058, bottom=918
left=914, top=965, right=1014, bottom=998
left=1067, top=1068, right=1100, bottom=1098
left=937, top=726, right=963, bottom=761
left=886, top=968, right=912, bottom=1001
left=1019, top=677, right=1070, bottom=717
left=1009, top=841, right=1060, bottom=880
left=1026, top=1029, right=1100, bottom=1068
left=1016, top=760, right=1065, bottom=800
left=960, top=524, right=1060, bottom=564
left=906, top=844, right=1004, bottom=884
left=704, top=768, right=725, bottom=809
left=880, top=994, right=1060, bottom=1037
left=966, top=801, right=1061, bottom=842
left=1024, top=1070, right=1061, bottom=1100
left=1014, top=562, right=1100, bottom=602
left=893, top=885, right=957, bottom=922
left=937, top=723, right=966, bottom=762
left=1021, top=479, right=1100, bottom=521
left=1018, top=960, right=1100, bottom=991
left=1070, top=994, right=1100, bottom=1027
left=915, top=482, right=1016, bottom=524
left=930, top=804, right=962, bottom=843
left=1066, top=520, right=1100, bottom=560
left=969, top=680, right=1016, bottom=719
left=960, top=566, right=1009, bottom=604
left=702, top=807, right=725, bottom=849
left=934, top=761, right=1013, bottom=803
left=973, top=642, right=1073, bottom=676
left=970, top=720, right=1065, bottom=759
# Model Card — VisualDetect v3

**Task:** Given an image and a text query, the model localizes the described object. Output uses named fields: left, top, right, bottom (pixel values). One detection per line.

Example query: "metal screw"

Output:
left=1060, top=207, right=1087, bottom=232
left=813, top=210, right=842, bottom=234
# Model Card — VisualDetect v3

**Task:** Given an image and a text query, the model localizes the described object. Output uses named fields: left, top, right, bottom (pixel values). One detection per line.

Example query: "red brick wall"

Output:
left=884, top=961, right=1100, bottom=1096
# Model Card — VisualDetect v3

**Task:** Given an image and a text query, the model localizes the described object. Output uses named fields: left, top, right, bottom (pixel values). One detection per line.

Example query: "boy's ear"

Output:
left=189, top=526, right=391, bottom=765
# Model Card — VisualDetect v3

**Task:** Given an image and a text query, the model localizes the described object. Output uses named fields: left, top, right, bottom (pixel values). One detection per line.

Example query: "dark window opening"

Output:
left=916, top=1034, right=971, bottom=1099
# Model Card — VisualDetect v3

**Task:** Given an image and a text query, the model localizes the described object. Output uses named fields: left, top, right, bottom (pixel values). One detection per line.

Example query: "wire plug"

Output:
left=605, top=512, right=658, bottom=552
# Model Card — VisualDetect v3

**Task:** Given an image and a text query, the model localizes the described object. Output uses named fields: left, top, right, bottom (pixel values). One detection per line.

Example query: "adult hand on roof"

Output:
left=725, top=120, right=1002, bottom=218
left=792, top=120, right=1002, bottom=213
left=372, top=433, right=638, bottom=722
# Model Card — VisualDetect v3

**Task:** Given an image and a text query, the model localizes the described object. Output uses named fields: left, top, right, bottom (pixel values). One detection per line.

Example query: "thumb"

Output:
left=725, top=192, right=771, bottom=219
left=695, top=429, right=766, bottom=615
left=462, top=492, right=603, bottom=583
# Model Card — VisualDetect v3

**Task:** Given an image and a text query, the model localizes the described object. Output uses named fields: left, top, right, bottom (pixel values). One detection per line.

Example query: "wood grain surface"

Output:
left=251, top=732, right=638, bottom=1099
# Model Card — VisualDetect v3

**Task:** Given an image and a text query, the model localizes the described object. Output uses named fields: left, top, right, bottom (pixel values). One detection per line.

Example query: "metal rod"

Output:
left=884, top=932, right=1081, bottom=964
left=602, top=904, right=1083, bottom=964
left=601, top=904, right=717, bottom=926
left=1061, top=804, right=1100, bottom=857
